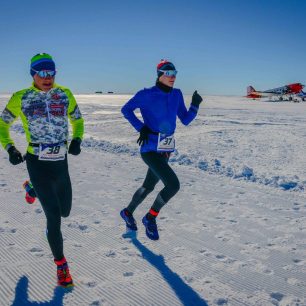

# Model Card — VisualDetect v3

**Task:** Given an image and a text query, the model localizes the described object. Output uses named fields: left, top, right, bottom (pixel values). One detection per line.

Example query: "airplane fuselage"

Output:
left=247, top=83, right=304, bottom=99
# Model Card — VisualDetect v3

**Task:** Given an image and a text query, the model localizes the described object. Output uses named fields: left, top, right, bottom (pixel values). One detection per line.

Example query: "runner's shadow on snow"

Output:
left=12, top=276, right=72, bottom=306
left=122, top=228, right=137, bottom=239
left=130, top=237, right=208, bottom=306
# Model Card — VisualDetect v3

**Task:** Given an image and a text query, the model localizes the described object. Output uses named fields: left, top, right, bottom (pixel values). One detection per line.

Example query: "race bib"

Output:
left=38, top=143, right=67, bottom=161
left=157, top=133, right=175, bottom=151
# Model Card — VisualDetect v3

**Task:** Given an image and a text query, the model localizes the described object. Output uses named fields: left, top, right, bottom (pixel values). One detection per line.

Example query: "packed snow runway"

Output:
left=0, top=94, right=305, bottom=305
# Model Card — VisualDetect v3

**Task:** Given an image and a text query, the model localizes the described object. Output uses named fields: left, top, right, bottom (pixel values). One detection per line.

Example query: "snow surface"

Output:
left=0, top=94, right=305, bottom=306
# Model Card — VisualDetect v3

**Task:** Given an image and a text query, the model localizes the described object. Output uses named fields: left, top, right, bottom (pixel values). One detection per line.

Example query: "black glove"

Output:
left=68, top=138, right=82, bottom=155
left=191, top=90, right=203, bottom=107
left=137, top=126, right=153, bottom=146
left=7, top=146, right=24, bottom=165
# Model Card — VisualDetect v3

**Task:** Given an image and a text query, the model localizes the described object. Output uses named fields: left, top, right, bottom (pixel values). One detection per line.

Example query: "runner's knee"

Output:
left=166, top=176, right=180, bottom=197
left=140, top=186, right=154, bottom=197
left=61, top=210, right=71, bottom=218
left=59, top=199, right=72, bottom=218
left=170, top=173, right=180, bottom=191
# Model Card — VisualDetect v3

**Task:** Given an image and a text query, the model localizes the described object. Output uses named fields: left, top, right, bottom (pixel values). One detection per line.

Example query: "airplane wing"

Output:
left=264, top=83, right=304, bottom=95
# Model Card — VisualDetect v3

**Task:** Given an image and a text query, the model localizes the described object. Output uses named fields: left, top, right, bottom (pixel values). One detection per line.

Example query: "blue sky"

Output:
left=0, top=0, right=305, bottom=95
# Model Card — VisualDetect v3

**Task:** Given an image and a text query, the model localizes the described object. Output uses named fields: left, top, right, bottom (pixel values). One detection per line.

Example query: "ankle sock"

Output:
left=54, top=256, right=67, bottom=266
left=124, top=208, right=132, bottom=216
left=147, top=208, right=159, bottom=220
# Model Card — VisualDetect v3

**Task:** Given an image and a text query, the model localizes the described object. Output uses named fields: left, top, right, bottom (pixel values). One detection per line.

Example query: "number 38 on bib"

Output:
left=38, top=143, right=67, bottom=161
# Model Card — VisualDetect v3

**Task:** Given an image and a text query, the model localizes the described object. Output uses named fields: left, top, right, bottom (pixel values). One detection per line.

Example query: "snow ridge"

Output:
left=10, top=117, right=306, bottom=192
left=82, top=136, right=305, bottom=192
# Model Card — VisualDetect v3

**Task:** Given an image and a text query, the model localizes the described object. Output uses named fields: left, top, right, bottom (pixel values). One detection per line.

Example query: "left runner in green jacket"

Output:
left=0, top=53, right=84, bottom=288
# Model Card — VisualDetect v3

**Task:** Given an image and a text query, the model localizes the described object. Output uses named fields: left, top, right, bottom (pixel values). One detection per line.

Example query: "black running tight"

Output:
left=26, top=153, right=72, bottom=260
left=127, top=151, right=180, bottom=214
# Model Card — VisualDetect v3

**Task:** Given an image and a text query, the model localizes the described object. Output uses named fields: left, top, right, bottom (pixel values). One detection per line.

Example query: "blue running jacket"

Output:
left=121, top=86, right=199, bottom=153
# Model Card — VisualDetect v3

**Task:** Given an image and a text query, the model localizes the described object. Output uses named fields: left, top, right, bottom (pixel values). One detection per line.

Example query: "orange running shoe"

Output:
left=54, top=257, right=74, bottom=288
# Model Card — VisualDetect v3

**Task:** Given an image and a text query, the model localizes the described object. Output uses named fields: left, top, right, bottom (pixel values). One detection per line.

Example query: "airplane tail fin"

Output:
left=247, top=86, right=256, bottom=95
left=247, top=86, right=261, bottom=98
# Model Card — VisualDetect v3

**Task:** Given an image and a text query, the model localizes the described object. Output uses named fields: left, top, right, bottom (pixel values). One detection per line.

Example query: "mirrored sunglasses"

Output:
left=158, top=70, right=177, bottom=77
left=31, top=69, right=56, bottom=78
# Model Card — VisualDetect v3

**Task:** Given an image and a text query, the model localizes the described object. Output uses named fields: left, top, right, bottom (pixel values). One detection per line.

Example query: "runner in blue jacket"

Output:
left=120, top=60, right=203, bottom=240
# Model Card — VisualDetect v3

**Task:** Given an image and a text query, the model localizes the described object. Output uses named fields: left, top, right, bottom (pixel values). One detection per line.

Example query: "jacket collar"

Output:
left=155, top=80, right=173, bottom=93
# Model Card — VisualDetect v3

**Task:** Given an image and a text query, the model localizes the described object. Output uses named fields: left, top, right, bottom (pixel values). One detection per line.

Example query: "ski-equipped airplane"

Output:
left=246, top=83, right=304, bottom=100
left=297, top=91, right=306, bottom=101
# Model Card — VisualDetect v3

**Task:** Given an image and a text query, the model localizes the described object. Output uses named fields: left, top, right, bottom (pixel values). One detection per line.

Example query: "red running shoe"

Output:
left=54, top=257, right=74, bottom=288
left=23, top=180, right=36, bottom=204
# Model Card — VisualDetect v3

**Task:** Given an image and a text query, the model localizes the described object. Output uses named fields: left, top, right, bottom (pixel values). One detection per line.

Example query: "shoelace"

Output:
left=147, top=219, right=157, bottom=231
left=57, top=265, right=71, bottom=282
left=127, top=216, right=136, bottom=225
left=124, top=212, right=135, bottom=225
